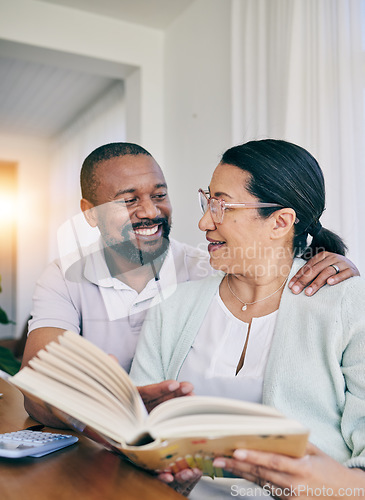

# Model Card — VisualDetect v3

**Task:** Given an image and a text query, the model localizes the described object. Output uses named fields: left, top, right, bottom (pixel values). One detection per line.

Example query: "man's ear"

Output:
left=80, top=198, right=98, bottom=228
left=271, top=208, right=297, bottom=240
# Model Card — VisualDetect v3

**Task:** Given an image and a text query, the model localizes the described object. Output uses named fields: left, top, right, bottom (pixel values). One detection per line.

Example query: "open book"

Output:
left=10, top=331, right=309, bottom=476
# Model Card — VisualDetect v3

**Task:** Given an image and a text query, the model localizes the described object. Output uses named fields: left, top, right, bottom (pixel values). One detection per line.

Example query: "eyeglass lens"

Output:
left=199, top=191, right=208, bottom=214
left=209, top=199, right=222, bottom=223
left=199, top=191, right=222, bottom=224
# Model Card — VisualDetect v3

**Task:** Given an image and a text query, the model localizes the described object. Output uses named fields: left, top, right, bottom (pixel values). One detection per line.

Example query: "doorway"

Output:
left=0, top=161, right=17, bottom=339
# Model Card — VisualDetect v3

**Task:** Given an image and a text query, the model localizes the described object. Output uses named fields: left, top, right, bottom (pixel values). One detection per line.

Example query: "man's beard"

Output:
left=104, top=217, right=171, bottom=266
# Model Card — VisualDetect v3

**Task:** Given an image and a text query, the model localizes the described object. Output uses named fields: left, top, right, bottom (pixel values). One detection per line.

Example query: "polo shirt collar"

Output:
left=83, top=238, right=178, bottom=296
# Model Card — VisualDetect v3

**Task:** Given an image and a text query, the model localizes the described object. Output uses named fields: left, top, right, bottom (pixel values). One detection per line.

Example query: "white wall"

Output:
left=0, top=0, right=164, bottom=159
left=0, top=134, right=50, bottom=338
left=49, top=82, right=126, bottom=260
left=164, top=0, right=233, bottom=247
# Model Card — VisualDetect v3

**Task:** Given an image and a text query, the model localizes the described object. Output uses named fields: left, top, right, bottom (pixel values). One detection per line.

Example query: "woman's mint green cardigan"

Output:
left=130, top=259, right=365, bottom=469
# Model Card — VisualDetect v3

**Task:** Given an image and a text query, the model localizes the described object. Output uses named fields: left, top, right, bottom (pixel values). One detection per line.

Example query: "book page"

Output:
left=147, top=395, right=283, bottom=427
left=29, top=354, right=137, bottom=422
left=11, top=367, right=141, bottom=444
left=43, top=342, right=138, bottom=419
left=46, top=342, right=125, bottom=396
left=42, top=331, right=147, bottom=421
left=59, top=332, right=146, bottom=422
left=149, top=413, right=307, bottom=439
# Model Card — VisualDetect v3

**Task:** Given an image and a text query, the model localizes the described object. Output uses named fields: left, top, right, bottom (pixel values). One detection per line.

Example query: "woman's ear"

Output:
left=271, top=208, right=297, bottom=240
left=80, top=198, right=98, bottom=228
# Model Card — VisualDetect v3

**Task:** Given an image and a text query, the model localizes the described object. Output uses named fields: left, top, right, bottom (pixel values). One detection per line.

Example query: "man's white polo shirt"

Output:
left=28, top=239, right=211, bottom=372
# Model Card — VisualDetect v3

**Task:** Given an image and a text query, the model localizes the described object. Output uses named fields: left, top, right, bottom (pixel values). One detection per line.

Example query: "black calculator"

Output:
left=0, top=430, right=78, bottom=458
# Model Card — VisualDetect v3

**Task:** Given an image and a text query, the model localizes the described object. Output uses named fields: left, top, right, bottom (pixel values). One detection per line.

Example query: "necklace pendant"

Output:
left=241, top=304, right=247, bottom=312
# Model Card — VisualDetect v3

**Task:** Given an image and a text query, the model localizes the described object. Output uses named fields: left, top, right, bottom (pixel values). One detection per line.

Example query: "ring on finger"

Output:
left=330, top=264, right=340, bottom=274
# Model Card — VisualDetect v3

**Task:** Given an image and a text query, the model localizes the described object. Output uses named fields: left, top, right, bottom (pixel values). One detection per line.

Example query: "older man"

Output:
left=21, top=142, right=358, bottom=425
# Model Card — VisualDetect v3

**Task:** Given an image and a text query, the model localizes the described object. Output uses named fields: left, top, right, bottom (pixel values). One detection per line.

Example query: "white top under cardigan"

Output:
left=178, top=290, right=278, bottom=403
left=177, top=291, right=278, bottom=499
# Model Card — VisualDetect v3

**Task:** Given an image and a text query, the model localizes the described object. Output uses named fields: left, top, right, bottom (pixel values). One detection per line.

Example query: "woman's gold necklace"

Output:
left=226, top=274, right=289, bottom=312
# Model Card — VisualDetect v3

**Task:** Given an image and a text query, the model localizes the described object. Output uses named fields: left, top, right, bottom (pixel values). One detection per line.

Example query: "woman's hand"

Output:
left=213, top=443, right=365, bottom=499
left=158, top=468, right=202, bottom=496
left=109, top=358, right=194, bottom=414
left=289, top=252, right=360, bottom=296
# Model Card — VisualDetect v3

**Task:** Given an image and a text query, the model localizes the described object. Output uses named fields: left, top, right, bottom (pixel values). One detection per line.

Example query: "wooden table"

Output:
left=0, top=379, right=183, bottom=500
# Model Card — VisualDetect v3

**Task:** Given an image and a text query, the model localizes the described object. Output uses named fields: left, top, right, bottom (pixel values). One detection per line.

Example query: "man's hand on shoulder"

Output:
left=289, top=252, right=360, bottom=296
left=138, top=380, right=194, bottom=413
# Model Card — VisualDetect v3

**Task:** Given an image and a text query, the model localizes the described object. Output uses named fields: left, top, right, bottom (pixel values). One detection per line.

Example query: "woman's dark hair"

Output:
left=221, top=139, right=347, bottom=258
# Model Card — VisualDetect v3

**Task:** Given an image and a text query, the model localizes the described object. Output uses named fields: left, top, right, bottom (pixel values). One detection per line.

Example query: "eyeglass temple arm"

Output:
left=224, top=202, right=283, bottom=208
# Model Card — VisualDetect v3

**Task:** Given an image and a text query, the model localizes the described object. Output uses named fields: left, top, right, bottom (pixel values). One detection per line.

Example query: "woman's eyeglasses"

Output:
left=198, top=189, right=283, bottom=225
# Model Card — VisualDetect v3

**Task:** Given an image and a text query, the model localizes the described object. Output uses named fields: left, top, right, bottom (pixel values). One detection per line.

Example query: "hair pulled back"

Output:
left=221, top=139, right=346, bottom=258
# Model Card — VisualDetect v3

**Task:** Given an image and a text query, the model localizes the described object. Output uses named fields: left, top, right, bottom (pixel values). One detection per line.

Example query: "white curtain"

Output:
left=48, top=81, right=126, bottom=260
left=231, top=0, right=365, bottom=274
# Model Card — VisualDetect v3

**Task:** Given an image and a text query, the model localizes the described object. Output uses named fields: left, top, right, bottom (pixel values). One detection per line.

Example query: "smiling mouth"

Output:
left=134, top=225, right=159, bottom=236
left=207, top=239, right=226, bottom=252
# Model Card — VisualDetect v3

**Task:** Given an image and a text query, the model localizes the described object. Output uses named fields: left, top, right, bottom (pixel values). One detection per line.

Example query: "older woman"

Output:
left=130, top=139, right=365, bottom=498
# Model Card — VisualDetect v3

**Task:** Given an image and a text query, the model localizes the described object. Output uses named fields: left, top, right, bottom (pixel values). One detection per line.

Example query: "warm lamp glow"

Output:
left=0, top=192, right=17, bottom=222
